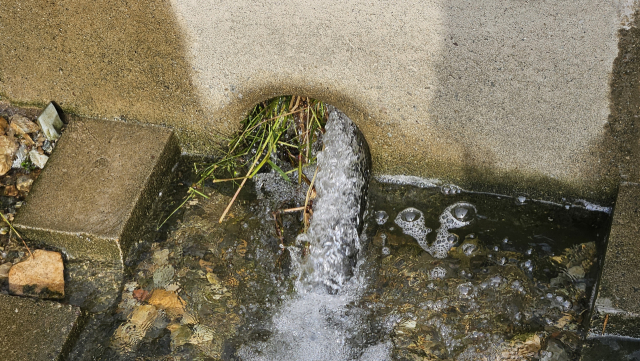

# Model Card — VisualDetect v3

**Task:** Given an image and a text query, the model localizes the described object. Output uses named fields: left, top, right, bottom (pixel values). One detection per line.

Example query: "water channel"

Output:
left=69, top=108, right=611, bottom=360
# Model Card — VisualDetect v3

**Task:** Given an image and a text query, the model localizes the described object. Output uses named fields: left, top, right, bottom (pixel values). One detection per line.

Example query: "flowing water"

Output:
left=70, top=109, right=611, bottom=360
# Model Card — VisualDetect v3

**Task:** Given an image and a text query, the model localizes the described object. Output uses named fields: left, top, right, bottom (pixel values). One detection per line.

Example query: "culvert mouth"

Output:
left=51, top=96, right=612, bottom=360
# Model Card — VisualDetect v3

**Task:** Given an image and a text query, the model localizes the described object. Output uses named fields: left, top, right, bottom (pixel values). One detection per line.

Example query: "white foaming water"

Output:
left=395, top=202, right=477, bottom=258
left=239, top=108, right=390, bottom=360
left=292, top=107, right=370, bottom=293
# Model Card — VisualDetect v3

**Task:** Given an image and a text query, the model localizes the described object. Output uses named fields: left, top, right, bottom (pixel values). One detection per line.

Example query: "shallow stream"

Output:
left=69, top=112, right=611, bottom=361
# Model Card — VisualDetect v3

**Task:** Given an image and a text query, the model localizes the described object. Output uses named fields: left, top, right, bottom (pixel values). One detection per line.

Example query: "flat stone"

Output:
left=0, top=262, right=11, bottom=278
left=0, top=294, right=83, bottom=361
left=9, top=249, right=64, bottom=299
left=14, top=117, right=180, bottom=265
left=588, top=182, right=640, bottom=338
left=10, top=114, right=40, bottom=134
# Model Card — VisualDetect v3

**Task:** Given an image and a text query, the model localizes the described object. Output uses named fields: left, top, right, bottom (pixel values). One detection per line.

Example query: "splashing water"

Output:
left=239, top=107, right=390, bottom=360
left=291, top=106, right=371, bottom=293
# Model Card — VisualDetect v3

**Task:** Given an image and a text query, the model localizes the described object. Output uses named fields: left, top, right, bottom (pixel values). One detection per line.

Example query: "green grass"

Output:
left=159, top=96, right=327, bottom=228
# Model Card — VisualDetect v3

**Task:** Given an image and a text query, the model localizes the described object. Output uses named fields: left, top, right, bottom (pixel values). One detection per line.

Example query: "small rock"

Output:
left=567, top=265, right=585, bottom=279
left=0, top=262, right=12, bottom=278
left=132, top=288, right=150, bottom=302
left=29, top=149, right=48, bottom=169
left=37, top=103, right=64, bottom=141
left=0, top=136, right=18, bottom=175
left=147, top=289, right=185, bottom=319
left=11, top=144, right=28, bottom=169
left=8, top=249, right=65, bottom=298
left=4, top=185, right=18, bottom=197
left=10, top=115, right=40, bottom=134
left=0, top=117, right=8, bottom=133
left=16, top=174, right=34, bottom=192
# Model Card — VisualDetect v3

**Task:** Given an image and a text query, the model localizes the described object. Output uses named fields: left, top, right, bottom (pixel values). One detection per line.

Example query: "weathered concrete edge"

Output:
left=0, top=294, right=86, bottom=361
left=118, top=128, right=181, bottom=262
left=587, top=181, right=640, bottom=339
left=14, top=118, right=181, bottom=265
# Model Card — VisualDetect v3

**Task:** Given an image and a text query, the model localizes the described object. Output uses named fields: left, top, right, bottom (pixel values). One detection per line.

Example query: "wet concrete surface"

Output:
left=589, top=182, right=640, bottom=339
left=0, top=294, right=84, bottom=361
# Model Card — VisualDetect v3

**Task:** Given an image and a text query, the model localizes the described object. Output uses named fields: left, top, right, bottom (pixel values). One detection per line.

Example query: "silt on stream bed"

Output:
left=69, top=163, right=610, bottom=360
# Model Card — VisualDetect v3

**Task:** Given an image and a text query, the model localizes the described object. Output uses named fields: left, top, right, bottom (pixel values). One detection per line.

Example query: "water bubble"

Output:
left=563, top=300, right=572, bottom=310
left=502, top=237, right=509, bottom=244
left=453, top=204, right=475, bottom=222
left=381, top=247, right=390, bottom=255
left=493, top=246, right=499, bottom=252
left=429, top=267, right=447, bottom=280
left=515, top=195, right=527, bottom=205
left=374, top=211, right=389, bottom=225
left=546, top=293, right=553, bottom=299
left=525, top=248, right=533, bottom=255
left=467, top=233, right=476, bottom=239
left=498, top=257, right=507, bottom=266
left=489, top=275, right=502, bottom=287
left=462, top=243, right=477, bottom=256
left=402, top=210, right=419, bottom=222
left=394, top=208, right=431, bottom=251
left=457, top=282, right=474, bottom=298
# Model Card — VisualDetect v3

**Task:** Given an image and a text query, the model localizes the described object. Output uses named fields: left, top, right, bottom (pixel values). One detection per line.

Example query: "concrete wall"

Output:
left=1, top=0, right=637, bottom=201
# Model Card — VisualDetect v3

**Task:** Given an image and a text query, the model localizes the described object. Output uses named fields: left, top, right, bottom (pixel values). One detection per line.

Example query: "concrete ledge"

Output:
left=14, top=117, right=180, bottom=264
left=589, top=182, right=640, bottom=338
left=0, top=294, right=83, bottom=361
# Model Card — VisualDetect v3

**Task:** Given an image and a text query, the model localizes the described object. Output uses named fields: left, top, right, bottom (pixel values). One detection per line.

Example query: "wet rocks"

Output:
left=15, top=174, right=34, bottom=192
left=0, top=136, right=18, bottom=176
left=8, top=249, right=64, bottom=298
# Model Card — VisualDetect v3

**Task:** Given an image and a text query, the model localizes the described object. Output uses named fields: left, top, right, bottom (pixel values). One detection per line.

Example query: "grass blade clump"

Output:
left=159, top=96, right=327, bottom=228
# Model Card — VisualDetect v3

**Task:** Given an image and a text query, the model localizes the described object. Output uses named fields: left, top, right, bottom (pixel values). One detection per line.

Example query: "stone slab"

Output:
left=588, top=182, right=640, bottom=338
left=0, top=294, right=83, bottom=361
left=13, top=117, right=180, bottom=264
left=0, top=0, right=636, bottom=201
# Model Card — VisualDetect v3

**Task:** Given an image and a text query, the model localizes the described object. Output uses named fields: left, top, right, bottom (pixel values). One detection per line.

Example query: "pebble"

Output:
left=0, top=136, right=18, bottom=175
left=16, top=174, right=34, bottom=192
left=28, top=149, right=48, bottom=169
left=11, top=144, right=28, bottom=169
left=8, top=249, right=65, bottom=298
left=10, top=115, right=40, bottom=134
left=567, top=265, right=585, bottom=279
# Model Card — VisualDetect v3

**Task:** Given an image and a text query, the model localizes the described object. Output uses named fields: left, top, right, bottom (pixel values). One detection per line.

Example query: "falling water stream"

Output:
left=70, top=108, right=611, bottom=361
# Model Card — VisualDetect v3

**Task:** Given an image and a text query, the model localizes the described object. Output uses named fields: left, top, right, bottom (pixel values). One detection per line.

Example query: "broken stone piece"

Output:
left=9, top=249, right=65, bottom=298
left=16, top=174, right=34, bottom=192
left=12, top=144, right=28, bottom=169
left=29, top=149, right=48, bottom=169
left=10, top=115, right=40, bottom=134
left=37, top=103, right=64, bottom=141
left=0, top=135, right=18, bottom=175
left=0, top=117, right=8, bottom=133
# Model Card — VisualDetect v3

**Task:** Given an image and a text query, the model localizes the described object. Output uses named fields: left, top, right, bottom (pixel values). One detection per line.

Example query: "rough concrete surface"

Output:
left=13, top=117, right=180, bottom=264
left=589, top=182, right=640, bottom=338
left=0, top=0, right=637, bottom=200
left=0, top=294, right=83, bottom=361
